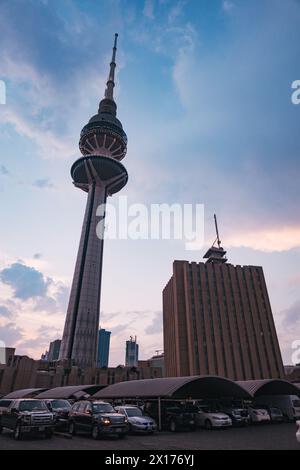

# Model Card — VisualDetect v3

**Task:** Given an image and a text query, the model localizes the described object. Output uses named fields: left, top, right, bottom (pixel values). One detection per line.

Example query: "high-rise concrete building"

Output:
left=48, top=339, right=61, bottom=362
left=163, top=237, right=284, bottom=380
left=125, top=336, right=139, bottom=367
left=59, top=34, right=128, bottom=368
left=97, top=329, right=111, bottom=368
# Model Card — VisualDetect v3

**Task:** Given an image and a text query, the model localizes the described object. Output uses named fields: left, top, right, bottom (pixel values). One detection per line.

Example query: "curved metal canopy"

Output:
left=35, top=385, right=104, bottom=399
left=237, top=379, right=300, bottom=397
left=4, top=388, right=48, bottom=399
left=93, top=376, right=252, bottom=400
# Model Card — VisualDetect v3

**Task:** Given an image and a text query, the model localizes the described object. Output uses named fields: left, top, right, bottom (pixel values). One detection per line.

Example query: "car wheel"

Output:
left=45, top=429, right=53, bottom=439
left=14, top=423, right=22, bottom=440
left=69, top=421, right=76, bottom=436
left=169, top=420, right=177, bottom=432
left=205, top=419, right=213, bottom=430
left=92, top=424, right=100, bottom=440
left=0, top=422, right=2, bottom=435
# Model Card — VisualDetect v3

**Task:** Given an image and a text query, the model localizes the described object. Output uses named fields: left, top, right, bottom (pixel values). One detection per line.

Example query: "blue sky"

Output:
left=0, top=0, right=299, bottom=365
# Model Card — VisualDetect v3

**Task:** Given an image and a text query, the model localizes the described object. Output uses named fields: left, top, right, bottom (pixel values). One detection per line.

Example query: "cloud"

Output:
left=0, top=108, right=75, bottom=160
left=0, top=2, right=112, bottom=161
left=225, top=225, right=300, bottom=252
left=0, top=165, right=9, bottom=175
left=0, top=258, right=68, bottom=358
left=222, top=0, right=235, bottom=12
left=33, top=178, right=54, bottom=189
left=144, top=311, right=163, bottom=334
left=168, top=0, right=187, bottom=24
left=0, top=262, right=51, bottom=300
left=0, top=322, right=23, bottom=347
left=0, top=305, right=12, bottom=318
left=143, top=0, right=155, bottom=19
left=0, top=261, right=69, bottom=315
left=17, top=324, right=61, bottom=353
left=282, top=300, right=300, bottom=328
left=33, top=283, right=69, bottom=315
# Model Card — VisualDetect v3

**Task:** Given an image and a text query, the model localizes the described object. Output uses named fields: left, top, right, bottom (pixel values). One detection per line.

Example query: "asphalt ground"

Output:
left=0, top=422, right=298, bottom=450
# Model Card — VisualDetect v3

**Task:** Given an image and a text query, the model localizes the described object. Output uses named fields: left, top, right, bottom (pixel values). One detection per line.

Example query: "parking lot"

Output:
left=0, top=423, right=298, bottom=450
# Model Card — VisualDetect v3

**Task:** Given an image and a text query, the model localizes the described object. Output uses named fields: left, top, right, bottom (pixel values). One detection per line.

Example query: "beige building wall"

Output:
left=163, top=260, right=284, bottom=380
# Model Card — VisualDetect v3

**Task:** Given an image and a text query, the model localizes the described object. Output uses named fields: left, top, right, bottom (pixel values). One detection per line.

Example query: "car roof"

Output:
left=117, top=405, right=138, bottom=408
left=91, top=401, right=110, bottom=404
left=46, top=398, right=68, bottom=401
left=74, top=400, right=109, bottom=405
left=13, top=398, right=44, bottom=401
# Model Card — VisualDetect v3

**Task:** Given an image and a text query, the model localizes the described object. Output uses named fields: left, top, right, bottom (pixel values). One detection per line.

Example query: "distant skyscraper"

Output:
left=125, top=336, right=139, bottom=367
left=59, top=34, right=128, bottom=368
left=97, top=329, right=111, bottom=368
left=48, top=339, right=61, bottom=362
left=163, top=218, right=284, bottom=380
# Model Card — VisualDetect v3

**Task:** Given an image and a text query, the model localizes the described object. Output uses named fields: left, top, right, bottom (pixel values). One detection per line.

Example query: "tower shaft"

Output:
left=59, top=182, right=106, bottom=368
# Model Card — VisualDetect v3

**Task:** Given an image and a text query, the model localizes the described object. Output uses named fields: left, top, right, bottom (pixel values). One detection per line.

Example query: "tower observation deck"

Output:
left=59, top=34, right=128, bottom=368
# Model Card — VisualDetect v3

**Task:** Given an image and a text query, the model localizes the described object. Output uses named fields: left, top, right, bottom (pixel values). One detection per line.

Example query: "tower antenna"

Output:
left=214, top=214, right=221, bottom=248
left=104, top=33, right=118, bottom=101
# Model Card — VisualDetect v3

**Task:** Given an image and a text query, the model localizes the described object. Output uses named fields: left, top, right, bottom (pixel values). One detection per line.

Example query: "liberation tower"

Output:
left=59, top=34, right=128, bottom=368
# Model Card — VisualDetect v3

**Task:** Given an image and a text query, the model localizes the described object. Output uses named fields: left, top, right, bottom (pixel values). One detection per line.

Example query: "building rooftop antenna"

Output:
left=203, top=213, right=228, bottom=264
left=214, top=214, right=221, bottom=249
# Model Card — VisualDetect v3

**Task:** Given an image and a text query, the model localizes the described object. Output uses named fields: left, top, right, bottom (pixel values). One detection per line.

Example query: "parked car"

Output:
left=190, top=405, right=232, bottom=430
left=248, top=406, right=271, bottom=424
left=0, top=399, right=13, bottom=415
left=296, top=420, right=300, bottom=444
left=68, top=400, right=128, bottom=439
left=218, top=405, right=249, bottom=427
left=254, top=395, right=300, bottom=422
left=0, top=399, right=54, bottom=440
left=45, top=399, right=71, bottom=431
left=145, top=401, right=196, bottom=432
left=217, top=400, right=249, bottom=427
left=163, top=406, right=196, bottom=432
left=115, top=405, right=157, bottom=434
left=258, top=405, right=284, bottom=423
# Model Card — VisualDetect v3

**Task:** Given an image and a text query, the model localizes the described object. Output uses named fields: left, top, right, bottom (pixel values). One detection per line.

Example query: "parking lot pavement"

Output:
left=0, top=423, right=299, bottom=450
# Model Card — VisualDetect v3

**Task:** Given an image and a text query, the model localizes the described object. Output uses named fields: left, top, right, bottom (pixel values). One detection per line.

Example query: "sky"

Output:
left=0, top=0, right=299, bottom=366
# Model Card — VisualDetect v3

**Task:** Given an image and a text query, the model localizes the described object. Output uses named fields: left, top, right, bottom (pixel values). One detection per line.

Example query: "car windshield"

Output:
left=125, top=408, right=143, bottom=417
left=92, top=403, right=115, bottom=414
left=19, top=400, right=48, bottom=411
left=50, top=400, right=71, bottom=409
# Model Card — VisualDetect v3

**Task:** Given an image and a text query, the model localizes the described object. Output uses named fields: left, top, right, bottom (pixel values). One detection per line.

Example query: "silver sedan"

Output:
left=115, top=406, right=157, bottom=434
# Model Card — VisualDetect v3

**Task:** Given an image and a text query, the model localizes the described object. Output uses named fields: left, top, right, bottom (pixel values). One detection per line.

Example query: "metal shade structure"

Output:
left=35, top=385, right=104, bottom=399
left=237, top=379, right=300, bottom=397
left=93, top=376, right=252, bottom=400
left=3, top=388, right=48, bottom=399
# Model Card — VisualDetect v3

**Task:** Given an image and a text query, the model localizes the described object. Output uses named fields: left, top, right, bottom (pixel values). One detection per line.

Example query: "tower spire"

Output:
left=104, top=33, right=118, bottom=101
